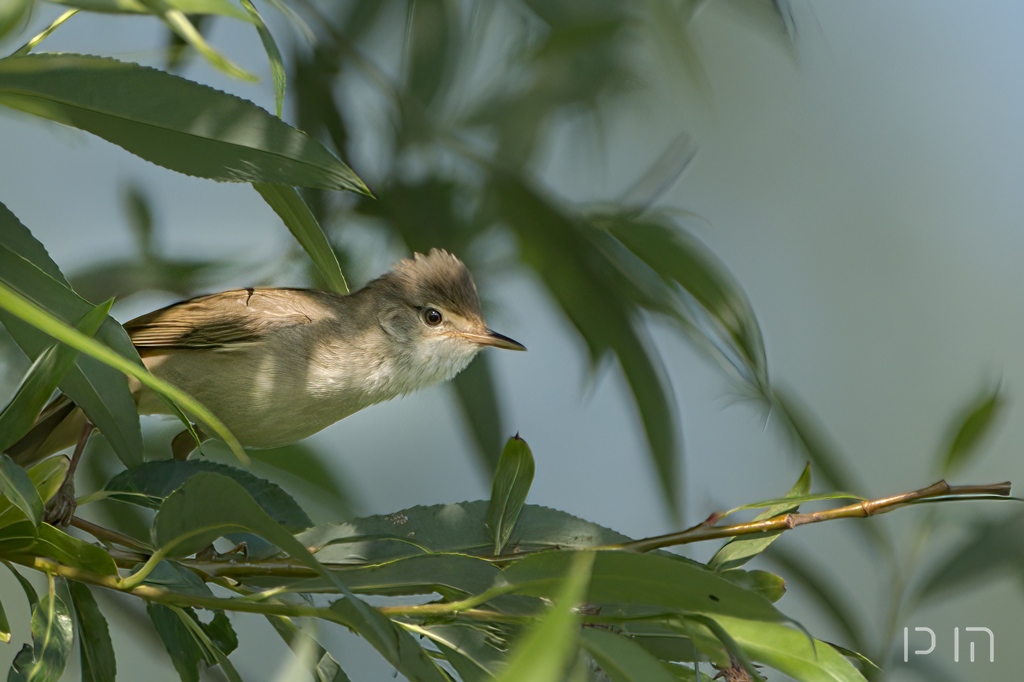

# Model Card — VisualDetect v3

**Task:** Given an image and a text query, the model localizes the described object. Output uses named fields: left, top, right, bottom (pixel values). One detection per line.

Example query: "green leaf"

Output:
left=137, top=0, right=256, bottom=81
left=266, top=616, right=352, bottom=682
left=942, top=383, right=1005, bottom=474
left=67, top=582, right=117, bottom=682
left=712, top=615, right=867, bottom=682
left=252, top=184, right=349, bottom=294
left=0, top=454, right=43, bottom=528
left=328, top=598, right=448, bottom=681
left=51, top=0, right=252, bottom=21
left=0, top=298, right=112, bottom=454
left=3, top=561, right=38, bottom=613
left=497, top=552, right=594, bottom=682
left=300, top=500, right=633, bottom=563
left=106, top=459, right=312, bottom=531
left=0, top=0, right=31, bottom=41
left=487, top=435, right=535, bottom=555
left=145, top=603, right=206, bottom=682
left=0, top=55, right=369, bottom=193
left=502, top=551, right=787, bottom=623
left=708, top=465, right=811, bottom=571
left=245, top=442, right=355, bottom=516
left=0, top=596, right=10, bottom=644
left=8, top=587, right=74, bottom=682
left=240, top=0, right=286, bottom=118
left=580, top=628, right=678, bottom=682
left=412, top=623, right=510, bottom=681
left=720, top=570, right=786, bottom=604
left=15, top=525, right=120, bottom=577
left=0, top=205, right=142, bottom=469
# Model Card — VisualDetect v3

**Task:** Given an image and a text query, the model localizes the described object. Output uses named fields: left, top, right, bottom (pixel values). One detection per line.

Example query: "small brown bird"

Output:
left=8, top=249, right=525, bottom=523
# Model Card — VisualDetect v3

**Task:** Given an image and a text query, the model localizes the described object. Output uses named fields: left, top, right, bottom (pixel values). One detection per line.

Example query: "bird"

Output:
left=6, top=249, right=525, bottom=524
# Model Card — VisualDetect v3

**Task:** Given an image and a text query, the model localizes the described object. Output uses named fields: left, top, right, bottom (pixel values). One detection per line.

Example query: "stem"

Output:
left=608, top=481, right=1012, bottom=553
left=70, top=516, right=152, bottom=554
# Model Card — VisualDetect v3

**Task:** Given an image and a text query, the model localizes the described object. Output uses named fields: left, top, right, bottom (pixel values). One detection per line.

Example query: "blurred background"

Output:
left=1, top=1, right=1023, bottom=680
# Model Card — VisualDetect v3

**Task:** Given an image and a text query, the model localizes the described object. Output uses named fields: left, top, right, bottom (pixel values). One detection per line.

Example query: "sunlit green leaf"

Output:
left=497, top=552, right=594, bottom=682
left=487, top=435, right=535, bottom=555
left=253, top=184, right=349, bottom=294
left=67, top=582, right=117, bottom=682
left=0, top=596, right=10, bottom=643
left=240, top=0, right=286, bottom=118
left=0, top=55, right=369, bottom=193
left=942, top=384, right=1005, bottom=474
left=8, top=587, right=74, bottom=682
left=17, top=525, right=120, bottom=577
left=0, top=0, right=31, bottom=41
left=0, top=454, right=43, bottom=528
left=52, top=0, right=252, bottom=21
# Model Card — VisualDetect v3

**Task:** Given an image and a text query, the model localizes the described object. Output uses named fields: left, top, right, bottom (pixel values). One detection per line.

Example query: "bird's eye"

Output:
left=423, top=308, right=443, bottom=326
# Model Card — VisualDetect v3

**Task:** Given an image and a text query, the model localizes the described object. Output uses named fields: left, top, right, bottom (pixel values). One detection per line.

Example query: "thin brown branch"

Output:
left=608, top=480, right=1012, bottom=554
left=70, top=516, right=152, bottom=554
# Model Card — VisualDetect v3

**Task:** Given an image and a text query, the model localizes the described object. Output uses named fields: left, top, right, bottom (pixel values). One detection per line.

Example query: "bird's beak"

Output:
left=459, top=329, right=527, bottom=351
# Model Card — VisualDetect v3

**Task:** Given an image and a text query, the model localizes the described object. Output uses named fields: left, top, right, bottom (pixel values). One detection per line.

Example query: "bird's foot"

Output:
left=43, top=480, right=76, bottom=527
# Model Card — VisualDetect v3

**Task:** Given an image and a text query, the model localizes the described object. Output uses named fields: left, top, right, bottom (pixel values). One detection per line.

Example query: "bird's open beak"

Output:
left=460, top=329, right=527, bottom=351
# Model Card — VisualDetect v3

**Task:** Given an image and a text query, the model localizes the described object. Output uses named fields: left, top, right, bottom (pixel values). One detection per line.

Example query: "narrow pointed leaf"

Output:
left=240, top=0, right=286, bottom=118
left=8, top=590, right=74, bottom=682
left=253, top=184, right=349, bottom=294
left=67, top=582, right=116, bottom=682
left=487, top=435, right=535, bottom=555
left=0, top=55, right=369, bottom=193
left=137, top=0, right=256, bottom=81
left=452, top=353, right=504, bottom=474
left=52, top=0, right=252, bottom=21
left=266, top=616, right=352, bottom=682
left=942, top=384, right=1005, bottom=474
left=0, top=597, right=10, bottom=643
left=581, top=628, right=678, bottom=682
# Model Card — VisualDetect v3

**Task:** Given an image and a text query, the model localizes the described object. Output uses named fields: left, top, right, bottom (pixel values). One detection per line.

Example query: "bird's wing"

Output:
left=125, top=288, right=329, bottom=351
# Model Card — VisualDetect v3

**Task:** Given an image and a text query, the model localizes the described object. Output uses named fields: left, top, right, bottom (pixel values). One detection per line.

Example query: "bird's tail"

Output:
left=4, top=394, right=85, bottom=467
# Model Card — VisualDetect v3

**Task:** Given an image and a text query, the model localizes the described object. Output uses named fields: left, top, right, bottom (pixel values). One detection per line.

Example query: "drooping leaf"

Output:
left=0, top=297, right=112, bottom=455
left=580, top=628, right=678, bottom=682
left=0, top=454, right=43, bottom=528
left=145, top=603, right=206, bottom=682
left=486, top=435, right=535, bottom=555
left=496, top=552, right=594, bottom=682
left=15, top=525, right=120, bottom=577
left=942, top=383, right=1005, bottom=474
left=0, top=596, right=9, bottom=644
left=0, top=55, right=369, bottom=193
left=708, top=464, right=810, bottom=571
left=452, top=354, right=504, bottom=474
left=240, top=0, right=286, bottom=118
left=253, top=184, right=349, bottom=294
left=8, top=588, right=74, bottom=682
left=67, top=582, right=117, bottom=682
left=106, top=459, right=312, bottom=530
left=51, top=0, right=252, bottom=21
left=266, top=616, right=353, bottom=682
left=413, top=623, right=511, bottom=682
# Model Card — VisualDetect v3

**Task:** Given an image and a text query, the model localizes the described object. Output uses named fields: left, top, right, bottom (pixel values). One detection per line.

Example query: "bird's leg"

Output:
left=44, top=421, right=93, bottom=527
left=171, top=425, right=208, bottom=461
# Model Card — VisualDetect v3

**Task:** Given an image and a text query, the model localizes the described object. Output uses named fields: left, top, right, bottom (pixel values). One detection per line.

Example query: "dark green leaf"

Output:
left=0, top=55, right=368, bottom=193
left=107, top=459, right=312, bottom=531
left=0, top=204, right=143, bottom=469
left=581, top=628, right=677, bottom=682
left=497, top=552, right=593, bottom=682
left=67, top=582, right=117, bottom=682
left=3, top=561, right=38, bottom=612
left=487, top=436, right=535, bottom=555
left=942, top=384, right=1005, bottom=474
left=0, top=454, right=43, bottom=528
left=708, top=465, right=810, bottom=571
left=405, top=0, right=456, bottom=108
left=0, top=596, right=9, bottom=644
left=0, top=298, right=112, bottom=455
left=245, top=443, right=355, bottom=516
left=0, top=457, right=69, bottom=530
left=252, top=184, right=349, bottom=294
left=17, top=525, right=119, bottom=577
left=266, top=616, right=352, bottom=682
left=146, top=603, right=205, bottom=682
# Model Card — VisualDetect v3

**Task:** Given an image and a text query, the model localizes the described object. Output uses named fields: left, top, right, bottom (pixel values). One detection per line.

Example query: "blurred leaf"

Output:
left=489, top=173, right=681, bottom=515
left=147, top=603, right=239, bottom=682
left=487, top=435, right=535, bottom=555
left=106, top=459, right=312, bottom=530
left=0, top=0, right=31, bottom=41
left=123, top=184, right=155, bottom=257
left=0, top=297, right=111, bottom=454
left=240, top=0, right=286, bottom=118
left=67, top=582, right=117, bottom=682
left=0, top=55, right=368, bottom=193
left=720, top=569, right=786, bottom=604
left=497, top=552, right=594, bottom=682
left=0, top=203, right=142, bottom=469
left=70, top=258, right=223, bottom=303
left=405, top=0, right=457, bottom=109
left=0, top=454, right=42, bottom=528
left=266, top=616, right=353, bottom=682
left=51, top=0, right=251, bottom=21
left=618, top=134, right=698, bottom=213
left=0, top=594, right=9, bottom=644
left=452, top=353, right=504, bottom=473
left=581, top=628, right=678, bottom=682
left=245, top=442, right=355, bottom=514
left=253, top=184, right=349, bottom=294
left=292, top=46, right=348, bottom=159
left=138, top=0, right=256, bottom=81
left=708, top=464, right=810, bottom=571
left=12, top=8, right=78, bottom=57
left=9, top=587, right=74, bottom=682
left=711, top=615, right=866, bottom=682
left=941, top=383, right=1005, bottom=474
left=414, top=623, right=510, bottom=681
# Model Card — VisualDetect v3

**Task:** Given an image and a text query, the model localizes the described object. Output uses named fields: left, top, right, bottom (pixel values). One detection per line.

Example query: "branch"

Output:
left=608, top=480, right=1013, bottom=554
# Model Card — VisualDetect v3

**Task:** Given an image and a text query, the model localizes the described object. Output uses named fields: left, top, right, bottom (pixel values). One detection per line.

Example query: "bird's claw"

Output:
left=43, top=482, right=77, bottom=527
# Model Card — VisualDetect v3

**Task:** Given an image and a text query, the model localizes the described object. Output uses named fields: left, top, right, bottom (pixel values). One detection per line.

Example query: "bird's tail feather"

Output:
left=4, top=394, right=83, bottom=467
